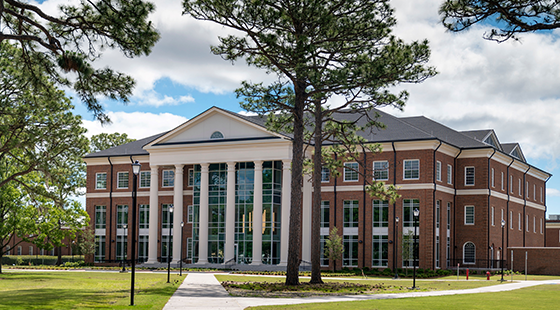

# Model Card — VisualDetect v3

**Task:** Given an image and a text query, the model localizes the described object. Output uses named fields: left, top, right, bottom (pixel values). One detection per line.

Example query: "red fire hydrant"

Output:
left=486, top=271, right=491, bottom=280
left=466, top=269, right=469, bottom=280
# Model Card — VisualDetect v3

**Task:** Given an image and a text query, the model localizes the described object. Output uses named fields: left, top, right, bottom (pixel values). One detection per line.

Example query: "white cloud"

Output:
left=133, top=90, right=195, bottom=107
left=82, top=111, right=188, bottom=139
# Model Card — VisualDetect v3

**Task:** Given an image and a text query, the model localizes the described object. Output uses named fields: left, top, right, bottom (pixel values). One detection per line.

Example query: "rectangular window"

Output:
left=116, top=235, right=127, bottom=261
left=116, top=205, right=128, bottom=229
left=447, top=164, right=452, bottom=184
left=464, top=206, right=475, bottom=225
left=518, top=213, right=522, bottom=231
left=187, top=237, right=193, bottom=260
left=17, top=246, right=22, bottom=255
left=533, top=216, right=536, bottom=233
left=447, top=202, right=451, bottom=230
left=139, top=171, right=151, bottom=188
left=139, top=204, right=149, bottom=229
left=96, top=173, right=107, bottom=189
left=343, top=200, right=359, bottom=227
left=343, top=162, right=359, bottom=182
left=435, top=235, right=440, bottom=268
left=491, top=207, right=495, bottom=226
left=501, top=172, right=504, bottom=190
left=519, top=179, right=522, bottom=196
left=138, top=235, right=148, bottom=262
left=94, top=235, right=106, bottom=262
left=541, top=218, right=543, bottom=234
left=510, top=211, right=513, bottom=230
left=541, top=187, right=543, bottom=203
left=372, top=235, right=388, bottom=267
left=436, top=200, right=441, bottom=229
left=533, top=184, right=536, bottom=200
left=343, top=235, right=359, bottom=267
left=403, top=159, right=420, bottom=180
left=321, top=201, right=330, bottom=228
left=403, top=199, right=420, bottom=227
left=95, top=206, right=106, bottom=229
left=373, top=161, right=389, bottom=181
left=526, top=215, right=529, bottom=232
left=188, top=169, right=194, bottom=186
left=501, top=209, right=504, bottom=222
left=161, top=235, right=172, bottom=263
left=491, top=168, right=494, bottom=187
left=117, top=172, right=129, bottom=189
left=321, top=167, right=330, bottom=182
left=465, top=167, right=475, bottom=186
left=320, top=235, right=329, bottom=267
left=372, top=200, right=389, bottom=227
left=6, top=245, right=10, bottom=255
left=162, top=204, right=173, bottom=229
left=526, top=181, right=529, bottom=198
left=436, top=161, right=442, bottom=182
left=29, top=246, right=33, bottom=256
left=510, top=175, right=513, bottom=193
left=187, top=205, right=194, bottom=223
left=162, top=170, right=175, bottom=187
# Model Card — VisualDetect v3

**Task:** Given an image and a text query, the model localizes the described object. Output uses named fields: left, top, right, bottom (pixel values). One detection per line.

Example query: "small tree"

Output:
left=324, top=227, right=344, bottom=272
left=401, top=230, right=415, bottom=277
left=77, top=227, right=96, bottom=258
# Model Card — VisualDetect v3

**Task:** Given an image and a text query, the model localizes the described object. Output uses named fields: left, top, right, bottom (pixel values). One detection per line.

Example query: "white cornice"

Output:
left=546, top=222, right=560, bottom=228
left=86, top=190, right=194, bottom=199
left=438, top=144, right=461, bottom=157
left=84, top=156, right=150, bottom=166
left=456, top=189, right=490, bottom=196
left=458, top=148, right=495, bottom=159
left=393, top=140, right=441, bottom=151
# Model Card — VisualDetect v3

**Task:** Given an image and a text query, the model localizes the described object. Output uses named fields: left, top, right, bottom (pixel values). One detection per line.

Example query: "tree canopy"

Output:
left=440, top=0, right=560, bottom=42
left=89, top=132, right=136, bottom=153
left=183, top=0, right=434, bottom=285
left=0, top=0, right=159, bottom=122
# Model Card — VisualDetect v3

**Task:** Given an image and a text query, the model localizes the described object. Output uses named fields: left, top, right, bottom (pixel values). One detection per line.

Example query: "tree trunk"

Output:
left=57, top=246, right=62, bottom=266
left=309, top=102, right=323, bottom=284
left=285, top=81, right=306, bottom=286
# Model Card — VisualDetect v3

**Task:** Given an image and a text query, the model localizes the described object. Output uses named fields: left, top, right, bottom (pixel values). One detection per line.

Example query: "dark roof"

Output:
left=501, top=143, right=517, bottom=154
left=399, top=116, right=487, bottom=148
left=84, top=132, right=168, bottom=158
left=460, top=129, right=493, bottom=141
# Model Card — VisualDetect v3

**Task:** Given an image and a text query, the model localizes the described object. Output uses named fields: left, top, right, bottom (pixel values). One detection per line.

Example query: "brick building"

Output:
left=84, top=107, right=550, bottom=270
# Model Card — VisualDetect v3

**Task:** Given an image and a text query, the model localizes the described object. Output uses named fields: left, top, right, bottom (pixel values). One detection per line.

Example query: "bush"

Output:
left=2, top=255, right=84, bottom=266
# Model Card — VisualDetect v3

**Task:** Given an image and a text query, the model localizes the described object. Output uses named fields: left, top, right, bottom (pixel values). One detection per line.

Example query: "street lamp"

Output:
left=394, top=216, right=400, bottom=279
left=130, top=160, right=141, bottom=306
left=412, top=208, right=419, bottom=289
left=500, top=219, right=506, bottom=282
left=72, top=241, right=75, bottom=262
left=122, top=224, right=128, bottom=273
left=167, top=206, right=174, bottom=283
left=180, top=221, right=184, bottom=276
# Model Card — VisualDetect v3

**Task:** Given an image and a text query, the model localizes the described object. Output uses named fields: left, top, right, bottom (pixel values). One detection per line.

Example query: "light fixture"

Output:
left=413, top=208, right=420, bottom=217
left=132, top=160, right=141, bottom=175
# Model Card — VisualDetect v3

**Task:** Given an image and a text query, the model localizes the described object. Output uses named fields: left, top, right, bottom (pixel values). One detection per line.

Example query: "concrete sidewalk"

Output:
left=163, top=273, right=560, bottom=310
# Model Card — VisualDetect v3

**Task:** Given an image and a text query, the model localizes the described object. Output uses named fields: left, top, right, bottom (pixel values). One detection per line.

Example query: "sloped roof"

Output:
left=399, top=116, right=487, bottom=148
left=84, top=132, right=168, bottom=158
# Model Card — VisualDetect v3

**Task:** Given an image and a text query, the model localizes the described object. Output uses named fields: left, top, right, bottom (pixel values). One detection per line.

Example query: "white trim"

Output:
left=464, top=205, right=475, bottom=225
left=162, top=169, right=174, bottom=187
left=373, top=160, right=389, bottom=181
left=117, top=171, right=129, bottom=189
left=464, top=166, right=475, bottom=186
left=436, top=161, right=442, bottom=182
left=343, top=162, right=359, bottom=182
left=403, top=159, right=420, bottom=180
left=139, top=171, right=150, bottom=188
left=86, top=190, right=194, bottom=198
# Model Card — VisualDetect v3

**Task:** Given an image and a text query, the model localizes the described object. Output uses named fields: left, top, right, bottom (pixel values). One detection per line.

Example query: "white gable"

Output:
left=159, top=109, right=277, bottom=144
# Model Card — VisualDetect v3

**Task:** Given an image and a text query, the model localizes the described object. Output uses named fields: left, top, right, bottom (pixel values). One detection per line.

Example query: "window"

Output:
left=501, top=209, right=504, bottom=222
left=510, top=175, right=513, bottom=193
left=373, top=161, right=389, bottom=181
left=94, top=235, right=106, bottom=262
left=518, top=213, right=521, bottom=231
left=321, top=167, right=330, bottom=182
left=96, top=173, right=107, bottom=189
left=464, top=206, right=474, bottom=225
left=162, top=204, right=173, bottom=229
left=95, top=206, right=106, bottom=229
left=491, top=207, right=495, bottom=226
left=343, top=235, right=359, bottom=267
left=435, top=235, right=440, bottom=268
left=139, top=171, right=150, bottom=188
left=343, top=200, right=359, bottom=227
left=533, top=216, right=536, bottom=233
left=117, top=172, right=129, bottom=189
left=447, top=164, right=452, bottom=184
left=510, top=211, right=513, bottom=230
left=541, top=187, right=543, bottom=203
left=465, top=167, right=475, bottom=186
left=491, top=168, right=494, bottom=187
left=372, top=200, right=388, bottom=227
left=210, top=131, right=224, bottom=139
left=116, top=205, right=128, bottom=229
left=463, top=242, right=475, bottom=264
left=188, top=169, right=194, bottom=186
left=436, top=200, right=441, bottom=229
left=403, top=160, right=420, bottom=180
left=518, top=179, right=521, bottom=196
left=116, top=235, right=127, bottom=261
left=6, top=245, right=10, bottom=255
left=161, top=235, right=172, bottom=263
left=187, top=237, right=193, bottom=260
left=526, top=181, right=529, bottom=198
left=403, top=199, right=420, bottom=227
left=138, top=235, right=148, bottom=262
left=436, top=161, right=442, bottom=182
left=541, top=218, right=544, bottom=234
left=501, top=172, right=504, bottom=190
left=321, top=201, right=330, bottom=228
left=29, top=246, right=33, bottom=256
left=139, top=205, right=149, bottom=229
left=447, top=202, right=451, bottom=230
left=534, top=184, right=536, bottom=200
left=343, top=162, right=359, bottom=181
left=187, top=205, right=194, bottom=223
left=17, top=246, right=22, bottom=255
left=320, top=235, right=329, bottom=267
left=372, top=235, right=388, bottom=267
left=526, top=215, right=529, bottom=232
left=162, top=170, right=174, bottom=187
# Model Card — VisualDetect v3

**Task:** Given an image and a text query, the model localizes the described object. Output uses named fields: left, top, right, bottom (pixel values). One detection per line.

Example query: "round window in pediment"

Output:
left=210, top=131, right=224, bottom=139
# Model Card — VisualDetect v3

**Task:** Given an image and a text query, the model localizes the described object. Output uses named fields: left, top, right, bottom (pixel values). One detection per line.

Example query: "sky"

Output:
left=36, top=0, right=560, bottom=216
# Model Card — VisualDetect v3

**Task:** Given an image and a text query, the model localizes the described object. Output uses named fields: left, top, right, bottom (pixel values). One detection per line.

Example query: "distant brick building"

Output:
left=84, top=107, right=550, bottom=270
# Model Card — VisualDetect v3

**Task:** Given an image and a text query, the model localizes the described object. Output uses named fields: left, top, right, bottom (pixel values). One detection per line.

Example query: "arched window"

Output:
left=463, top=242, right=475, bottom=264
left=210, top=131, right=224, bottom=139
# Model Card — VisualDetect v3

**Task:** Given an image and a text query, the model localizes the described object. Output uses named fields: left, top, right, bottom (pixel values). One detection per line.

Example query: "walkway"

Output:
left=162, top=273, right=560, bottom=310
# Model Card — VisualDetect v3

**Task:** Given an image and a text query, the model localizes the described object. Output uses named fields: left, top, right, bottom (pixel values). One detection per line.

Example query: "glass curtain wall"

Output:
left=235, top=162, right=254, bottom=264
left=208, top=163, right=227, bottom=263
left=262, top=161, right=282, bottom=265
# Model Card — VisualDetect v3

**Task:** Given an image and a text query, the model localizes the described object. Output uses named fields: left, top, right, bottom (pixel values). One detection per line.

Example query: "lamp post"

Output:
left=122, top=224, right=128, bottom=273
left=71, top=241, right=75, bottom=262
left=130, top=160, right=141, bottom=306
left=412, top=208, right=419, bottom=289
left=500, top=219, right=505, bottom=282
left=180, top=221, right=184, bottom=276
left=394, top=216, right=400, bottom=279
left=167, top=206, right=174, bottom=283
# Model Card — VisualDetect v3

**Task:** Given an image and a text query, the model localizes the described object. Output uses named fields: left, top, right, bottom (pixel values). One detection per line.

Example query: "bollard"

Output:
left=466, top=268, right=469, bottom=280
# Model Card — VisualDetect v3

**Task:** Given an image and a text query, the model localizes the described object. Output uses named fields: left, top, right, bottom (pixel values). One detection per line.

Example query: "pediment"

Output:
left=146, top=107, right=284, bottom=147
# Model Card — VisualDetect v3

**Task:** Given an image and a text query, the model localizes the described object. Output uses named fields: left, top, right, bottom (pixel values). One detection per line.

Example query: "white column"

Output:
left=251, top=160, right=263, bottom=265
left=197, top=163, right=209, bottom=264
left=147, top=165, right=159, bottom=264
left=279, top=160, right=291, bottom=266
left=302, top=173, right=312, bottom=263
left=172, top=164, right=184, bottom=264
left=224, top=162, right=236, bottom=264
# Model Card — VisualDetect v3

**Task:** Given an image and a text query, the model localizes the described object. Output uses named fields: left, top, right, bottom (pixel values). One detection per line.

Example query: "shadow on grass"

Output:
left=0, top=288, right=118, bottom=309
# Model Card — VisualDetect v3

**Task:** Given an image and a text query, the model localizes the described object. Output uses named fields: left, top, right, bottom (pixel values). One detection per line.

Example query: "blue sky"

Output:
left=36, top=0, right=560, bottom=215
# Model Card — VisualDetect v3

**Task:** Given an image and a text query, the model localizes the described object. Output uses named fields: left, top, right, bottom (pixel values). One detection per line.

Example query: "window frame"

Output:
left=464, top=205, right=475, bottom=225
left=447, top=164, right=452, bottom=184
left=491, top=168, right=494, bottom=188
left=117, top=172, right=129, bottom=189
left=162, top=170, right=175, bottom=188
left=343, top=162, right=359, bottom=182
left=373, top=161, right=389, bottom=181
left=188, top=169, right=194, bottom=187
left=403, top=159, right=420, bottom=180
left=321, top=167, right=330, bottom=183
left=464, top=167, right=475, bottom=186
left=372, top=200, right=389, bottom=228
left=139, top=171, right=151, bottom=188
left=96, top=172, right=107, bottom=189
left=463, top=242, right=476, bottom=264
left=436, top=161, right=442, bottom=182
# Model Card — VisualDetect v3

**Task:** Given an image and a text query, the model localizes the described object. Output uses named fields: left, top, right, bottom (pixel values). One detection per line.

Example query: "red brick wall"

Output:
left=510, top=247, right=560, bottom=275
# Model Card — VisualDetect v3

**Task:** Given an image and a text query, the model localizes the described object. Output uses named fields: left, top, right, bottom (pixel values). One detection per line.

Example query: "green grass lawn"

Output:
left=247, top=284, right=560, bottom=309
left=0, top=271, right=186, bottom=309
left=215, top=274, right=502, bottom=293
